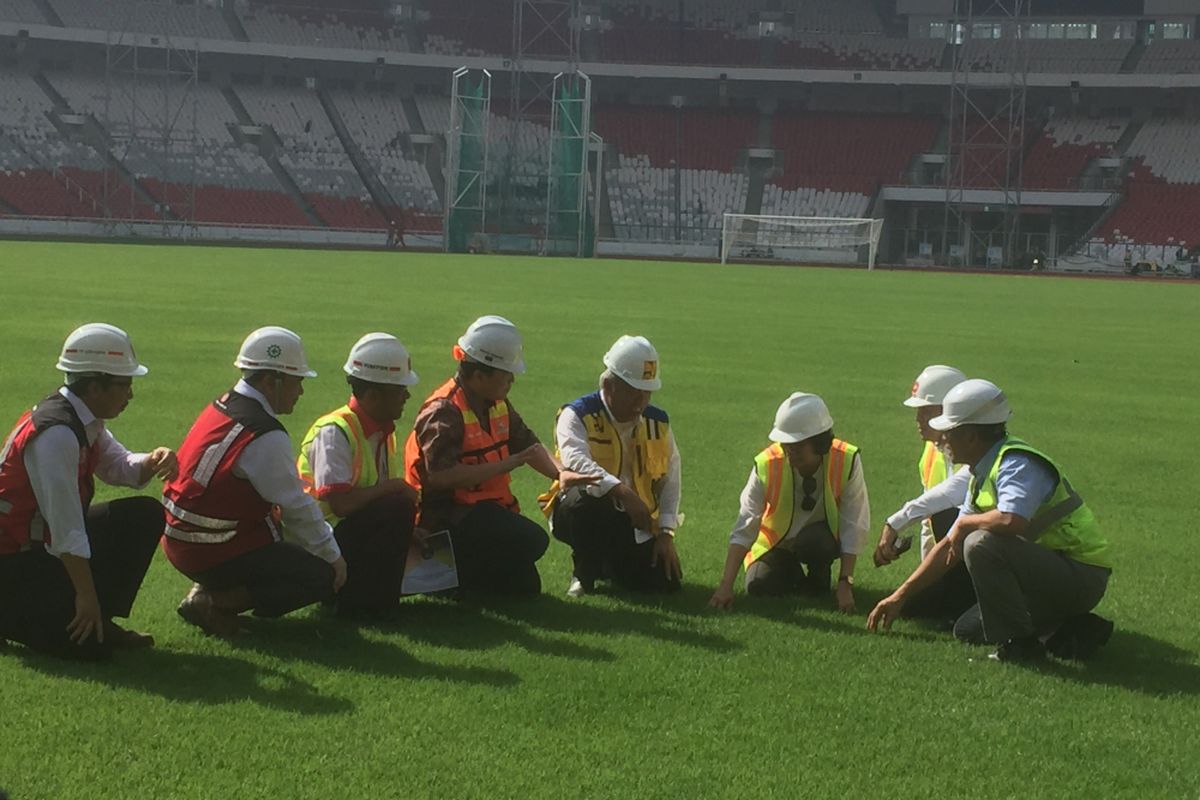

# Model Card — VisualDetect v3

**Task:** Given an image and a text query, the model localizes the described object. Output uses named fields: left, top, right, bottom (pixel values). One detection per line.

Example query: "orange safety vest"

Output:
left=403, top=377, right=518, bottom=512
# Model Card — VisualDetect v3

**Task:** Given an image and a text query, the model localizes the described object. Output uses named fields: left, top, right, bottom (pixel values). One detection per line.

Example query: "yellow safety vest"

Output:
left=746, top=439, right=858, bottom=568
left=918, top=440, right=949, bottom=491
left=297, top=404, right=401, bottom=522
left=538, top=391, right=672, bottom=525
left=969, top=437, right=1111, bottom=569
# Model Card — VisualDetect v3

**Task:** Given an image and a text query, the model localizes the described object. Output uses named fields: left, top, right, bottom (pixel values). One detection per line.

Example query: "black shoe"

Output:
left=1046, top=613, right=1114, bottom=661
left=988, top=636, right=1046, bottom=663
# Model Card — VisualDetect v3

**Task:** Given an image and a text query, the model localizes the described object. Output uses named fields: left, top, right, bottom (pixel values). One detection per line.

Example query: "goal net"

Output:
left=720, top=214, right=884, bottom=269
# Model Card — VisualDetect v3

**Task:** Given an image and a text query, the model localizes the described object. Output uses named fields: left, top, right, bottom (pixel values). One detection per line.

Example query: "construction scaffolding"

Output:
left=544, top=71, right=594, bottom=256
left=445, top=67, right=491, bottom=252
left=942, top=0, right=1031, bottom=268
left=103, top=0, right=200, bottom=235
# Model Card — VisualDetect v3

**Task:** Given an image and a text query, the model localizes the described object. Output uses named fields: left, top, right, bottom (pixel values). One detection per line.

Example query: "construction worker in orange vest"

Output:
left=709, top=392, right=869, bottom=612
left=404, top=316, right=595, bottom=597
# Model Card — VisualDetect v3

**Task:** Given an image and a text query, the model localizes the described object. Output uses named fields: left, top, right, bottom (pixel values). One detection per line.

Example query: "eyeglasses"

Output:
left=800, top=475, right=818, bottom=512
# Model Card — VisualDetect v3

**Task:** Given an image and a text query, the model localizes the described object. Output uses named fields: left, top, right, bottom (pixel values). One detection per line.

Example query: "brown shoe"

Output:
left=104, top=620, right=155, bottom=649
left=177, top=585, right=245, bottom=638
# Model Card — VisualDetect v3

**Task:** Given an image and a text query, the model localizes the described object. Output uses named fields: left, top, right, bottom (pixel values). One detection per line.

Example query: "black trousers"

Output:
left=904, top=507, right=978, bottom=621
left=449, top=501, right=549, bottom=597
left=551, top=487, right=680, bottom=593
left=0, top=496, right=162, bottom=661
left=332, top=493, right=414, bottom=617
left=744, top=521, right=839, bottom=597
left=186, top=541, right=334, bottom=618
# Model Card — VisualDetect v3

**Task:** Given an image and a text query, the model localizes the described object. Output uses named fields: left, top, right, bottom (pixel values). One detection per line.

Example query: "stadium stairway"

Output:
left=401, top=95, right=446, bottom=209
left=317, top=87, right=400, bottom=223
left=1119, top=39, right=1147, bottom=73
left=38, top=73, right=169, bottom=221
left=743, top=156, right=769, bottom=216
left=222, top=1, right=250, bottom=42
left=30, top=0, right=62, bottom=26
left=222, top=86, right=325, bottom=227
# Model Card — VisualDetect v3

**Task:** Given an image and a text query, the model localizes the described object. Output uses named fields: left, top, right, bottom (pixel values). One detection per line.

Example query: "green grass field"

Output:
left=2, top=241, right=1199, bottom=799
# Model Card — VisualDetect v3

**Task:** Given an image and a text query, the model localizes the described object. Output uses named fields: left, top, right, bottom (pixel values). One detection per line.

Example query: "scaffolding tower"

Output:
left=942, top=0, right=1031, bottom=268
left=103, top=0, right=200, bottom=235
left=498, top=0, right=585, bottom=249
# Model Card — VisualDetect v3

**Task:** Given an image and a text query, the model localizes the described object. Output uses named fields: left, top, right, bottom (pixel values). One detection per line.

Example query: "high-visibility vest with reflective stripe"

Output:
left=969, top=437, right=1111, bottom=569
left=403, top=377, right=518, bottom=511
left=918, top=440, right=949, bottom=491
left=537, top=391, right=672, bottom=522
left=161, top=390, right=284, bottom=575
left=297, top=404, right=402, bottom=522
left=745, top=439, right=858, bottom=568
left=0, top=393, right=97, bottom=555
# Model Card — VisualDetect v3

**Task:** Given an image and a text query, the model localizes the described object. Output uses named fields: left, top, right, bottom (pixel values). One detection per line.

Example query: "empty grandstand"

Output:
left=0, top=0, right=1199, bottom=273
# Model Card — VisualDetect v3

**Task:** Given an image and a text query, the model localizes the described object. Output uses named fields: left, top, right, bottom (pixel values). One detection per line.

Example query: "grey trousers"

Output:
left=957, top=529, right=1109, bottom=644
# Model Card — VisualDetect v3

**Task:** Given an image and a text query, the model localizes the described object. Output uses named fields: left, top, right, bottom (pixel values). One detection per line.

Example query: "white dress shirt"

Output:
left=231, top=380, right=341, bottom=563
left=886, top=468, right=971, bottom=558
left=23, top=387, right=149, bottom=559
left=305, top=424, right=391, bottom=498
left=555, top=391, right=682, bottom=541
left=728, top=454, right=870, bottom=556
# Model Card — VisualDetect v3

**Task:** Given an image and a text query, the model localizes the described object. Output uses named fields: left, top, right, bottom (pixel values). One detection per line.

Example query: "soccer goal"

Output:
left=720, top=214, right=885, bottom=269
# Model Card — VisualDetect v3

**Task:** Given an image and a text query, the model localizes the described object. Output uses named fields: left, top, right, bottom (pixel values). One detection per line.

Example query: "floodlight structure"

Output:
left=103, top=0, right=201, bottom=237
left=544, top=70, right=594, bottom=256
left=941, top=0, right=1031, bottom=268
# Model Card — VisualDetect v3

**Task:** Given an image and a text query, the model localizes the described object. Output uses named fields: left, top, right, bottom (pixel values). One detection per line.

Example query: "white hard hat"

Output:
left=56, top=323, right=148, bottom=377
left=602, top=335, right=661, bottom=391
left=457, top=315, right=525, bottom=375
left=769, top=392, right=834, bottom=444
left=903, top=364, right=967, bottom=408
left=234, top=326, right=317, bottom=378
left=928, top=379, right=1011, bottom=431
left=343, top=332, right=418, bottom=386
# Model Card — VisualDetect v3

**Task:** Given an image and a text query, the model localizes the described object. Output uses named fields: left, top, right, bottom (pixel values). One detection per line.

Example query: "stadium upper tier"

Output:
left=4, top=0, right=1200, bottom=75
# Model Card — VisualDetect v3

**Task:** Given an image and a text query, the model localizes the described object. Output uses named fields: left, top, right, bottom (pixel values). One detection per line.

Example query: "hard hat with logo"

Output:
left=234, top=326, right=317, bottom=378
left=928, top=379, right=1011, bottom=431
left=456, top=315, right=525, bottom=374
left=769, top=392, right=834, bottom=444
left=602, top=335, right=661, bottom=391
left=343, top=332, right=418, bottom=386
left=903, top=364, right=967, bottom=408
left=56, top=323, right=148, bottom=377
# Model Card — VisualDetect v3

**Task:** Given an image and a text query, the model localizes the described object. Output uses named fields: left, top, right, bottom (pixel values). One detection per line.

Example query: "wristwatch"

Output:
left=837, top=575, right=854, bottom=587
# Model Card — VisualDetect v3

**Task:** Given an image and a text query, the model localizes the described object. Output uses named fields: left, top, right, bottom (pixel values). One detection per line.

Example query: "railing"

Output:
left=0, top=213, right=445, bottom=247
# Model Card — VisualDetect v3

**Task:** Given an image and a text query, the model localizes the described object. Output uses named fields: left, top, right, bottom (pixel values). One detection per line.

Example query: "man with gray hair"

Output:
left=540, top=335, right=682, bottom=596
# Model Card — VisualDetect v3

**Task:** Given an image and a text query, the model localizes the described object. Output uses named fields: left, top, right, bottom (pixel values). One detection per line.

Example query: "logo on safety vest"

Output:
left=266, top=344, right=283, bottom=359
left=643, top=361, right=657, bottom=380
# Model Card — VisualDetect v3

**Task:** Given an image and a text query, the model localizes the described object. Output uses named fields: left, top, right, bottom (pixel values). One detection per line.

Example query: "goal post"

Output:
left=720, top=214, right=885, bottom=269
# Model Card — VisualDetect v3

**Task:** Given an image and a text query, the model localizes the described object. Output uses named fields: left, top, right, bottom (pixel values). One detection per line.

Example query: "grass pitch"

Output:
left=1, top=241, right=1198, bottom=799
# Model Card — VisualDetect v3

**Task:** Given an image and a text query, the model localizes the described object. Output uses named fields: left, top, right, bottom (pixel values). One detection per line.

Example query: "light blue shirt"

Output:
left=962, top=439, right=1058, bottom=521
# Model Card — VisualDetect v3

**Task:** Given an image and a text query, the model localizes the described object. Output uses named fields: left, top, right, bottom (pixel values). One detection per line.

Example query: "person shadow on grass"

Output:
left=9, top=646, right=353, bottom=715
left=226, top=610, right=523, bottom=687
left=441, top=584, right=744, bottom=655
left=1022, top=629, right=1200, bottom=696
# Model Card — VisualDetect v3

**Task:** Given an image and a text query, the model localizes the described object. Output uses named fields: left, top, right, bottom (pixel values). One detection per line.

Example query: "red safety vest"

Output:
left=161, top=390, right=285, bottom=575
left=0, top=393, right=98, bottom=555
left=404, top=377, right=518, bottom=513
